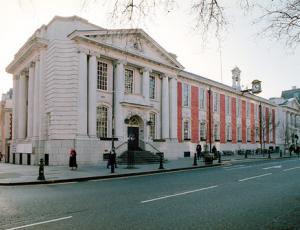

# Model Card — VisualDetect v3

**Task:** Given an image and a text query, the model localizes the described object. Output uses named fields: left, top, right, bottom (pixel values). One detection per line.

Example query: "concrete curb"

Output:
left=0, top=163, right=224, bottom=186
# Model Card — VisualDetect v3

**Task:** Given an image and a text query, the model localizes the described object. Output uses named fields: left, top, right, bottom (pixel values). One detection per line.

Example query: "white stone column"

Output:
left=33, top=59, right=40, bottom=140
left=38, top=50, right=46, bottom=140
left=78, top=51, right=88, bottom=137
left=142, top=67, right=150, bottom=104
left=169, top=77, right=178, bottom=140
left=88, top=55, right=97, bottom=138
left=114, top=60, right=125, bottom=139
left=161, top=75, right=169, bottom=139
left=27, top=63, right=34, bottom=139
left=12, top=75, right=19, bottom=142
left=18, top=72, right=27, bottom=139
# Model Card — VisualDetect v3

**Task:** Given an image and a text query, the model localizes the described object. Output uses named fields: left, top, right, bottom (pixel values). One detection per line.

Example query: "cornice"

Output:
left=179, top=70, right=276, bottom=107
left=70, top=34, right=184, bottom=71
left=6, top=37, right=48, bottom=74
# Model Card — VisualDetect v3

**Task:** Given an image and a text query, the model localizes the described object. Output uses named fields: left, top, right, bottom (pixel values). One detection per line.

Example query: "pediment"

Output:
left=70, top=29, right=183, bottom=69
left=285, top=98, right=300, bottom=111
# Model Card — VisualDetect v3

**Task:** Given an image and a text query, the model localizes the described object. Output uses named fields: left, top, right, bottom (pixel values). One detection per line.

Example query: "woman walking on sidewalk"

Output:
left=69, top=148, right=78, bottom=170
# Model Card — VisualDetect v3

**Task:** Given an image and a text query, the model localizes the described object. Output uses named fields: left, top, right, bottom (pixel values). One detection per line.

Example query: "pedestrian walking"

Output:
left=69, top=148, right=77, bottom=170
left=107, top=152, right=112, bottom=169
left=212, top=145, right=217, bottom=158
left=196, top=144, right=202, bottom=160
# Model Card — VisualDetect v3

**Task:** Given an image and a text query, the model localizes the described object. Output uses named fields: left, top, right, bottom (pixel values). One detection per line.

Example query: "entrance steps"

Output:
left=117, top=150, right=161, bottom=164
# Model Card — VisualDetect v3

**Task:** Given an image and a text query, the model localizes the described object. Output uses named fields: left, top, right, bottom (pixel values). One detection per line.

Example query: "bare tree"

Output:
left=101, top=0, right=300, bottom=47
left=257, top=0, right=300, bottom=47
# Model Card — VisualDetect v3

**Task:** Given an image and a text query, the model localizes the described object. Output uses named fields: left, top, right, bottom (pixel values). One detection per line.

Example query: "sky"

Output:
left=0, top=0, right=299, bottom=100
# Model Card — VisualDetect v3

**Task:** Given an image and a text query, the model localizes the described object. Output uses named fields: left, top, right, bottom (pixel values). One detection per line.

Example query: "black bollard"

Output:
left=193, top=153, right=198, bottom=166
left=280, top=150, right=282, bottom=158
left=268, top=150, right=271, bottom=159
left=218, top=152, right=221, bottom=163
left=111, top=153, right=116, bottom=173
left=158, top=154, right=164, bottom=170
left=37, top=159, right=45, bottom=181
left=245, top=151, right=248, bottom=159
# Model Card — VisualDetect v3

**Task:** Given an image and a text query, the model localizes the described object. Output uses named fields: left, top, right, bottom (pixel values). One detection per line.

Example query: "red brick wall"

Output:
left=206, top=90, right=213, bottom=144
left=231, top=97, right=237, bottom=144
left=191, top=86, right=199, bottom=143
left=177, top=82, right=182, bottom=142
left=242, top=100, right=246, bottom=144
left=272, top=109, right=276, bottom=144
left=266, top=107, right=269, bottom=144
left=220, top=94, right=226, bottom=143
left=250, top=103, right=255, bottom=144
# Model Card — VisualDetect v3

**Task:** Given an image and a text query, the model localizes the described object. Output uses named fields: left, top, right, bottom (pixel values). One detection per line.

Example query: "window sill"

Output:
left=153, top=139, right=166, bottom=142
left=100, top=137, right=119, bottom=141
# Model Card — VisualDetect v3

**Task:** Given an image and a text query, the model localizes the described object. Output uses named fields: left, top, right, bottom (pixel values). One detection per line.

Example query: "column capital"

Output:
left=77, top=47, right=89, bottom=54
left=13, top=75, right=19, bottom=81
left=29, top=62, right=35, bottom=68
left=89, top=50, right=100, bottom=57
left=114, top=59, right=127, bottom=66
left=142, top=67, right=152, bottom=73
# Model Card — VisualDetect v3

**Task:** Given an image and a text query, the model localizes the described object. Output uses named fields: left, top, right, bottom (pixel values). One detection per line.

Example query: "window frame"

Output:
left=96, top=106, right=108, bottom=139
left=97, top=61, right=108, bottom=91
left=125, top=68, right=134, bottom=94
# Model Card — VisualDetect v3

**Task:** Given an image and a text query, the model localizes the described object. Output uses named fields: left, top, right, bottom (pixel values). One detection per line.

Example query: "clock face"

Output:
left=252, top=83, right=261, bottom=93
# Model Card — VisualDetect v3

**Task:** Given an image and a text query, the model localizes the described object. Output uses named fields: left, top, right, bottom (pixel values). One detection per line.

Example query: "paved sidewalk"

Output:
left=0, top=153, right=298, bottom=186
left=0, top=158, right=223, bottom=186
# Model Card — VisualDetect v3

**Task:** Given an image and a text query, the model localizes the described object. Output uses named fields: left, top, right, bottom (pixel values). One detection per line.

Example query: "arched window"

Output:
left=149, top=113, right=156, bottom=139
left=97, top=106, right=108, bottom=138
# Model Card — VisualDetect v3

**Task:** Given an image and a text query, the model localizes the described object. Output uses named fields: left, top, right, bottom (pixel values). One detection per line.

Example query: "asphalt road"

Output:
left=1, top=158, right=300, bottom=230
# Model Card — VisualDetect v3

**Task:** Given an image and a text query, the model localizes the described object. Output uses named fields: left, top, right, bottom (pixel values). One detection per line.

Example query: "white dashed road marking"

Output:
left=238, top=173, right=272, bottom=182
left=5, top=216, right=72, bottom=230
left=141, top=185, right=218, bottom=203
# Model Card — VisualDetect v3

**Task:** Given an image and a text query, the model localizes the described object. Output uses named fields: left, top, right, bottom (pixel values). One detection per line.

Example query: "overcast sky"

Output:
left=0, top=0, right=299, bottom=99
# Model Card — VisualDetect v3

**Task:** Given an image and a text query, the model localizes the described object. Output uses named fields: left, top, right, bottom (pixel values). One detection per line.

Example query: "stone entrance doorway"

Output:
left=127, top=115, right=144, bottom=151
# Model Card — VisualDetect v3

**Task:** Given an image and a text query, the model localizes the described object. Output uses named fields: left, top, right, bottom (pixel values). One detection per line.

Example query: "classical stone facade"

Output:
left=0, top=89, right=13, bottom=163
left=270, top=97, right=300, bottom=150
left=6, top=16, right=280, bottom=165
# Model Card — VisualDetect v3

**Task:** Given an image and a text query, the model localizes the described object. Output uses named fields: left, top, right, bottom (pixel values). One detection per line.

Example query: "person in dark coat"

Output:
left=196, top=144, right=202, bottom=160
left=212, top=145, right=217, bottom=158
left=69, top=148, right=77, bottom=170
left=107, top=152, right=112, bottom=169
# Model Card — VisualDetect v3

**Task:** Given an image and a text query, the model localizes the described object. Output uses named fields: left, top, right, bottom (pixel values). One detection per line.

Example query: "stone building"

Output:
left=270, top=96, right=300, bottom=151
left=6, top=16, right=277, bottom=165
left=0, top=89, right=13, bottom=162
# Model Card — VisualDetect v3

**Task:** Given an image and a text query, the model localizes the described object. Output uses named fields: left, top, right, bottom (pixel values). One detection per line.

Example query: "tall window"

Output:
left=214, top=123, right=220, bottom=141
left=237, top=126, right=242, bottom=141
left=255, top=104, right=258, bottom=120
left=246, top=101, right=250, bottom=118
left=247, top=127, right=251, bottom=142
left=183, top=84, right=190, bottom=107
left=226, top=124, right=231, bottom=140
left=226, top=95, right=231, bottom=115
left=183, top=120, right=190, bottom=140
left=97, top=61, right=107, bottom=90
left=200, top=121, right=206, bottom=140
left=149, top=113, right=156, bottom=139
left=237, top=98, right=241, bottom=117
left=199, top=88, right=206, bottom=110
left=125, top=69, right=134, bottom=94
left=213, top=92, right=219, bottom=112
left=96, top=106, right=108, bottom=138
left=256, top=127, right=260, bottom=142
left=149, top=75, right=155, bottom=99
